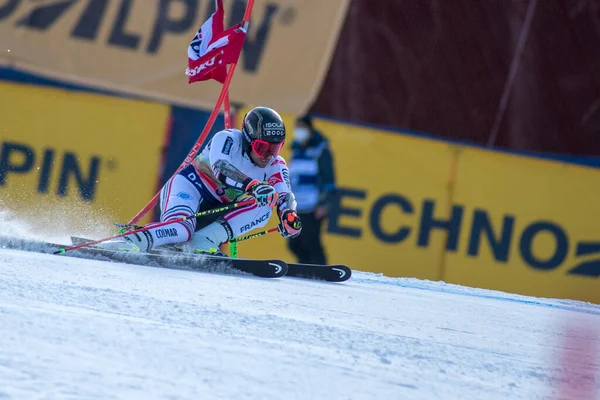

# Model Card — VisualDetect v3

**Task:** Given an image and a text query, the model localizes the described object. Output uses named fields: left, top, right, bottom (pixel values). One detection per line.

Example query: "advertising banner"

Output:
left=0, top=82, right=170, bottom=237
left=234, top=111, right=452, bottom=281
left=235, top=111, right=600, bottom=303
left=446, top=147, right=600, bottom=303
left=0, top=0, right=349, bottom=114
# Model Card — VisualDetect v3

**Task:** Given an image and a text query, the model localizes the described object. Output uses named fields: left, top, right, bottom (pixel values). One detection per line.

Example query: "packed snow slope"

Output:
left=0, top=248, right=599, bottom=400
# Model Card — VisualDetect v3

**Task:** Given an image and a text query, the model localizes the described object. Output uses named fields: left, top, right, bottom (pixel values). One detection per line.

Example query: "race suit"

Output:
left=153, top=128, right=293, bottom=248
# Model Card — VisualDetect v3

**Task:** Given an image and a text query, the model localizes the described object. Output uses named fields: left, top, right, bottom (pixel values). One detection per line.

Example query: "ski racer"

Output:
left=103, top=106, right=302, bottom=255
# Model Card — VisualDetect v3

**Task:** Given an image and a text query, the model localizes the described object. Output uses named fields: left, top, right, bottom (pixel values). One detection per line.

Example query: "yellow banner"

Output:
left=234, top=110, right=451, bottom=281
left=234, top=110, right=600, bottom=303
left=0, top=82, right=170, bottom=239
left=0, top=0, right=349, bottom=115
left=446, top=147, right=600, bottom=303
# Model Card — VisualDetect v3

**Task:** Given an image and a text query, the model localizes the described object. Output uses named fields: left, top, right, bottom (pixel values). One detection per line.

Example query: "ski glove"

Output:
left=278, top=209, right=302, bottom=238
left=245, top=179, right=279, bottom=207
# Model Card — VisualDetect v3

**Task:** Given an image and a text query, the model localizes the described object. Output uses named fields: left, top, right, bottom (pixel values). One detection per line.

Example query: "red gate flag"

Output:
left=186, top=0, right=247, bottom=84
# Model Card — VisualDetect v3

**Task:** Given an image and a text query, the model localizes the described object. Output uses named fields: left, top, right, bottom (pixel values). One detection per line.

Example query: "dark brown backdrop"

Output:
left=312, top=0, right=600, bottom=156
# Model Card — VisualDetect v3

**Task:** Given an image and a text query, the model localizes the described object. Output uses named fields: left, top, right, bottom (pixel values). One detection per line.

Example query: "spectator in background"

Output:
left=288, top=115, right=337, bottom=265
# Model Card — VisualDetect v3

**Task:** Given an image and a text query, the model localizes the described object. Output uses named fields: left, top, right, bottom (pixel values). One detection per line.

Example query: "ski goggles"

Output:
left=251, top=139, right=284, bottom=159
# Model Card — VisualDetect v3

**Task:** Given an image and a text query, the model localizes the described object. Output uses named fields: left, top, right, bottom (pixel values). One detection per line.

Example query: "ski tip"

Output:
left=336, top=266, right=352, bottom=282
left=267, top=260, right=288, bottom=278
left=285, top=263, right=352, bottom=282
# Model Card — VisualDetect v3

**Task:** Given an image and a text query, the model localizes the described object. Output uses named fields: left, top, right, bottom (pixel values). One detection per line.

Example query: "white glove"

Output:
left=245, top=179, right=278, bottom=207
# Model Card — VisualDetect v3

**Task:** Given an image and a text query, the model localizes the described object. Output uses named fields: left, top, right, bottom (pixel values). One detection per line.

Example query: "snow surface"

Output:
left=0, top=248, right=599, bottom=400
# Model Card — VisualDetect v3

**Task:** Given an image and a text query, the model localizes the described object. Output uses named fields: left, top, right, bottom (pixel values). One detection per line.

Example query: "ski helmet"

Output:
left=241, top=107, right=286, bottom=159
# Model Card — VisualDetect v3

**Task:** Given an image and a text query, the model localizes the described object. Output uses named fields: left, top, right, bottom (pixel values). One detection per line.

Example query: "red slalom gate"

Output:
left=128, top=0, right=255, bottom=226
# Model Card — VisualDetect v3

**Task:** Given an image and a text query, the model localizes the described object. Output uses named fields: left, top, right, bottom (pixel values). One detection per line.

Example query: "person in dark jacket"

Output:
left=287, top=114, right=336, bottom=265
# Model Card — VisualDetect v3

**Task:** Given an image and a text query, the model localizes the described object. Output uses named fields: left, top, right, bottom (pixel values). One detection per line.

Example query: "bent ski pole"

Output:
left=224, top=84, right=237, bottom=257
left=229, top=227, right=279, bottom=244
left=55, top=199, right=255, bottom=255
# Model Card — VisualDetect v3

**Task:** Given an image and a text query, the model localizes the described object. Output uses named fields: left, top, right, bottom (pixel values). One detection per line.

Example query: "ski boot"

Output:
left=98, top=230, right=154, bottom=252
left=183, top=219, right=231, bottom=257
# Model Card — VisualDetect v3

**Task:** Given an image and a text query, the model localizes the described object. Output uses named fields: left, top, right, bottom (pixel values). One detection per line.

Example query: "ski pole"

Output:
left=54, top=199, right=256, bottom=255
left=229, top=227, right=279, bottom=244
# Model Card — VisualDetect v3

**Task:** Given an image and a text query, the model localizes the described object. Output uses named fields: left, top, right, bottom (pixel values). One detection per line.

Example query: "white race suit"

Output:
left=148, top=128, right=293, bottom=249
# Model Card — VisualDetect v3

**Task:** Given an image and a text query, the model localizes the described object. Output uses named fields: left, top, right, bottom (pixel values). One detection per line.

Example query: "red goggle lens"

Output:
left=251, top=139, right=284, bottom=159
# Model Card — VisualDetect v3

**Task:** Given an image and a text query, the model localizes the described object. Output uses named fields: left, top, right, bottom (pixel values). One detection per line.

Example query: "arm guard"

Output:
left=213, top=159, right=254, bottom=190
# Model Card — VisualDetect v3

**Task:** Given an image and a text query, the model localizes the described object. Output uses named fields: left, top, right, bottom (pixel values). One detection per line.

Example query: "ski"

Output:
left=71, top=236, right=351, bottom=282
left=0, top=236, right=287, bottom=278
left=69, top=236, right=287, bottom=278
left=286, top=263, right=352, bottom=282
